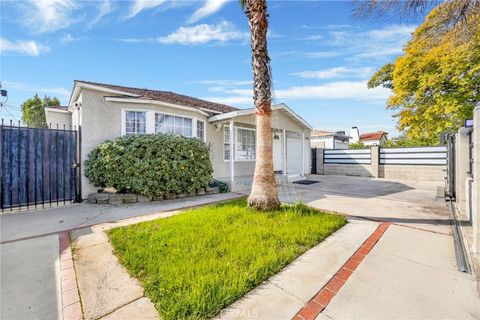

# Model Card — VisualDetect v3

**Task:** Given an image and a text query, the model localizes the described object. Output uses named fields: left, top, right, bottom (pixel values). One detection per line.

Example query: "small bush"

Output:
left=84, top=134, right=213, bottom=198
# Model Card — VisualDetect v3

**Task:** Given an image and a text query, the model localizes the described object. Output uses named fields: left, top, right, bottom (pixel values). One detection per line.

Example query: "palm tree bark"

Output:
left=245, top=0, right=280, bottom=210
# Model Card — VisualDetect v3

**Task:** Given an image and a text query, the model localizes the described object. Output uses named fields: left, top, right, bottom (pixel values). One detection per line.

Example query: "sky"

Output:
left=0, top=0, right=429, bottom=136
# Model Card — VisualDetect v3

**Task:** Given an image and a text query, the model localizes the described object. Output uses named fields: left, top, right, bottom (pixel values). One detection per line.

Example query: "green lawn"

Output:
left=108, top=199, right=346, bottom=319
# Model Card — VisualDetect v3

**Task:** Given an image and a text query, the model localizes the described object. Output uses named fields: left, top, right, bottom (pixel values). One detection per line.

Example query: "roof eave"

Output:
left=208, top=103, right=313, bottom=130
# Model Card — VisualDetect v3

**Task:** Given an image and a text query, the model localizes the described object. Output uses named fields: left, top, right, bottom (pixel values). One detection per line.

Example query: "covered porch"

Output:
left=208, top=104, right=313, bottom=191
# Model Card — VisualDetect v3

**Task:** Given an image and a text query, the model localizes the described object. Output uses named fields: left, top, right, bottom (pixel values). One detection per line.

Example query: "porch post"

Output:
left=301, top=132, right=305, bottom=176
left=229, top=120, right=235, bottom=184
left=282, top=129, right=287, bottom=176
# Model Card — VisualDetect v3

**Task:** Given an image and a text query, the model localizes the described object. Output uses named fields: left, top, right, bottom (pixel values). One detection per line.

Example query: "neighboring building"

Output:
left=349, top=127, right=388, bottom=146
left=311, top=130, right=351, bottom=149
left=45, top=80, right=312, bottom=197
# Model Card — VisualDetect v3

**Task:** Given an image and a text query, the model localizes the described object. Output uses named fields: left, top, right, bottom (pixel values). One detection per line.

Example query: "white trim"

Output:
left=69, top=81, right=140, bottom=109
left=45, top=107, right=69, bottom=114
left=104, top=97, right=210, bottom=117
left=207, top=103, right=313, bottom=130
left=229, top=120, right=235, bottom=183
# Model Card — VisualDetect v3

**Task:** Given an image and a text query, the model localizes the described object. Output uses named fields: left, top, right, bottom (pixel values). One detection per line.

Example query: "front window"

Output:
left=155, top=113, right=192, bottom=137
left=197, top=120, right=205, bottom=140
left=125, top=111, right=146, bottom=135
left=224, top=126, right=231, bottom=160
left=236, top=128, right=256, bottom=160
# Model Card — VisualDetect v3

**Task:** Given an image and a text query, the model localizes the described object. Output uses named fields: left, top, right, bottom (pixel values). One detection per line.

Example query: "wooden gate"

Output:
left=0, top=121, right=81, bottom=211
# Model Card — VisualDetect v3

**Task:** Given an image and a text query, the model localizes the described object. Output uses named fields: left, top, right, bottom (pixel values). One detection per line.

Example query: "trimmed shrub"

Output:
left=84, top=134, right=213, bottom=199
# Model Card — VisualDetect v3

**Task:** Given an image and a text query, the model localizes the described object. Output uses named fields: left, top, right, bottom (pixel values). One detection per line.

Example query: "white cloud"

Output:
left=329, top=24, right=416, bottom=60
left=292, top=67, right=374, bottom=80
left=59, top=33, right=85, bottom=44
left=0, top=38, right=50, bottom=56
left=188, top=0, right=230, bottom=23
left=203, top=96, right=253, bottom=106
left=23, top=0, right=79, bottom=33
left=157, top=21, right=247, bottom=45
left=88, top=0, right=113, bottom=28
left=204, top=81, right=391, bottom=105
left=126, top=0, right=166, bottom=19
left=191, top=80, right=251, bottom=86
left=274, top=81, right=390, bottom=101
left=3, top=81, right=70, bottom=98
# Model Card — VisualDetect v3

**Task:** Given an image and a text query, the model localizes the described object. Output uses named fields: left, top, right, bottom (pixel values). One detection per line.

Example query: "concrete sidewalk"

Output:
left=0, top=192, right=243, bottom=243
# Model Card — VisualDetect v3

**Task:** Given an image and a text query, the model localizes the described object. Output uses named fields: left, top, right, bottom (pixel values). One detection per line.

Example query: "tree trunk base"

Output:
left=247, top=195, right=281, bottom=211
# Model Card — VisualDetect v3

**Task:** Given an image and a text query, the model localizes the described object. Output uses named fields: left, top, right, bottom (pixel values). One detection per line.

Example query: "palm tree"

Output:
left=240, top=0, right=280, bottom=210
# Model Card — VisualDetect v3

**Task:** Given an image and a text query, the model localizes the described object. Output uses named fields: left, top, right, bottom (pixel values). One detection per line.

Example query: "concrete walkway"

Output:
left=0, top=193, right=243, bottom=320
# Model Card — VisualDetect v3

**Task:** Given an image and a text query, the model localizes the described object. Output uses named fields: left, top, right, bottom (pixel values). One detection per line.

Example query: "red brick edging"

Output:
left=59, top=232, right=83, bottom=320
left=293, top=222, right=390, bottom=320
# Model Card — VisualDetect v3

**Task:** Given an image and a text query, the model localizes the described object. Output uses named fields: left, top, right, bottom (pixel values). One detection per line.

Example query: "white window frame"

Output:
left=235, top=127, right=256, bottom=161
left=196, top=119, right=206, bottom=141
left=123, top=110, right=148, bottom=136
left=155, top=113, right=193, bottom=137
left=121, top=109, right=206, bottom=141
left=223, top=125, right=257, bottom=162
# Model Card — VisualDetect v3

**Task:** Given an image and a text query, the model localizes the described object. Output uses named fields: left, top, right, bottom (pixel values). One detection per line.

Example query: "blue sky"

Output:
left=1, top=0, right=428, bottom=136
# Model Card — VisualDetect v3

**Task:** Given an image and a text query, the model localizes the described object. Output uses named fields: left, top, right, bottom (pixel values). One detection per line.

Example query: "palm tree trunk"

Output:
left=246, top=0, right=280, bottom=210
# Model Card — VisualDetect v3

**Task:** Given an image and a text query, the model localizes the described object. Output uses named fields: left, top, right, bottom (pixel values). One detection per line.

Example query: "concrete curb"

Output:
left=59, top=232, right=83, bottom=320
left=293, top=223, right=390, bottom=320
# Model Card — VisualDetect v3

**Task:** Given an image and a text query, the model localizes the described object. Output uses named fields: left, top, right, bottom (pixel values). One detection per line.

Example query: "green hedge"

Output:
left=84, top=134, right=213, bottom=198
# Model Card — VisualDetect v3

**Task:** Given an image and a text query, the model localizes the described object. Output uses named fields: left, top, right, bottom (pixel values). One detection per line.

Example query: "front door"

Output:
left=273, top=133, right=283, bottom=172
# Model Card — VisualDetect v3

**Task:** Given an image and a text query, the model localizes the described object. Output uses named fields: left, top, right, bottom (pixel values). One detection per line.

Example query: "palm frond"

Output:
left=239, top=0, right=247, bottom=10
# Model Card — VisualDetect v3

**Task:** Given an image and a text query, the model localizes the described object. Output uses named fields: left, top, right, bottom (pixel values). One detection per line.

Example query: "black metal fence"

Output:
left=0, top=120, right=81, bottom=211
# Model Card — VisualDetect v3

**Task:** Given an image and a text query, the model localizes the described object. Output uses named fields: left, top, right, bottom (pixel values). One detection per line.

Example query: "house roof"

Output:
left=360, top=131, right=388, bottom=141
left=45, top=105, right=69, bottom=113
left=207, top=103, right=313, bottom=130
left=311, top=130, right=333, bottom=137
left=312, top=130, right=351, bottom=140
left=72, top=80, right=239, bottom=115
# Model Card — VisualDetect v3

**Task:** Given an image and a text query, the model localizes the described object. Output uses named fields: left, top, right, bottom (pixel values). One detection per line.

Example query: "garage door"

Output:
left=287, top=134, right=302, bottom=175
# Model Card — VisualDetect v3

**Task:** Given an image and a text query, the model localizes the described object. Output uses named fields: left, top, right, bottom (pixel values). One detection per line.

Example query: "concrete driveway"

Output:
left=283, top=175, right=480, bottom=319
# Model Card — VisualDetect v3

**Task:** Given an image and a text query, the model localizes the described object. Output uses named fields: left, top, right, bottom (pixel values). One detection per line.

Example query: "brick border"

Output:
left=293, top=222, right=390, bottom=320
left=59, top=232, right=83, bottom=320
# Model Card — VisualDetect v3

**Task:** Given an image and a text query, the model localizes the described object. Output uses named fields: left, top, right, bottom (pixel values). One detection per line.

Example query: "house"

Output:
left=350, top=127, right=388, bottom=146
left=45, top=80, right=312, bottom=197
left=311, top=130, right=350, bottom=149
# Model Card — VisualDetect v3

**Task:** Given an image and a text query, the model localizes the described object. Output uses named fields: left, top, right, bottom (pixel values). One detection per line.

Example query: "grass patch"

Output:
left=108, top=199, right=346, bottom=319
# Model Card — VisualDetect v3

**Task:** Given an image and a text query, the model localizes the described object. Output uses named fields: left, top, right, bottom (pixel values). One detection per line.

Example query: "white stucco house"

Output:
left=311, top=130, right=350, bottom=149
left=45, top=80, right=312, bottom=197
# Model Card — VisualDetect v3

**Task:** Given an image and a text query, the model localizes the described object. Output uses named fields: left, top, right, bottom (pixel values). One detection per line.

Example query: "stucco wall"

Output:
left=379, top=165, right=445, bottom=181
left=45, top=110, right=71, bottom=128
left=324, top=164, right=375, bottom=177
